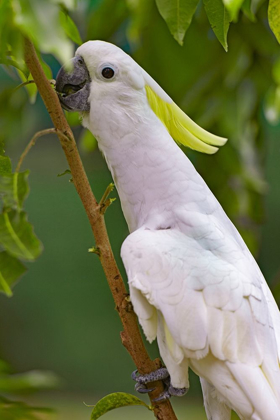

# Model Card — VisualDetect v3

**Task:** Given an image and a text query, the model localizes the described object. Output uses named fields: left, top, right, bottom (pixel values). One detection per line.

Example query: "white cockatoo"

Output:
left=56, top=41, right=280, bottom=420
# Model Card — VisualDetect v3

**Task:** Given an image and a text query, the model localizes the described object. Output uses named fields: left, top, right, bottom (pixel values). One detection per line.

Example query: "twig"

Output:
left=12, top=79, right=35, bottom=93
left=15, top=128, right=69, bottom=173
left=99, top=183, right=116, bottom=214
left=23, top=37, right=177, bottom=419
left=99, top=182, right=114, bottom=207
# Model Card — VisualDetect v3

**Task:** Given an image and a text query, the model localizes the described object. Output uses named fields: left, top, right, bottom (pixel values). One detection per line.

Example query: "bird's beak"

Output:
left=55, top=55, right=91, bottom=112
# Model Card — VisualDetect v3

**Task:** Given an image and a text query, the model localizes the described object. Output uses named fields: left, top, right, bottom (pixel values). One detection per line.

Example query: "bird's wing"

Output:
left=121, top=227, right=280, bottom=397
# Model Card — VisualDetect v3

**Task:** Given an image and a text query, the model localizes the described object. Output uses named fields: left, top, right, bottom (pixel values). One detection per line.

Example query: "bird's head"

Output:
left=56, top=40, right=227, bottom=154
left=55, top=41, right=147, bottom=113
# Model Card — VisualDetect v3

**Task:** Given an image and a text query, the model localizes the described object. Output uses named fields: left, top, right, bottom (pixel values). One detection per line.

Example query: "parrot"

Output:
left=55, top=40, right=280, bottom=420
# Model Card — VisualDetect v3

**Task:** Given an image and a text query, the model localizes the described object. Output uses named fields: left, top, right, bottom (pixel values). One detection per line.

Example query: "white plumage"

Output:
left=76, top=40, right=280, bottom=419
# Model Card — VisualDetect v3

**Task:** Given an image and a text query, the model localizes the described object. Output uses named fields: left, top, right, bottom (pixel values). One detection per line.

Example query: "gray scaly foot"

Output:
left=131, top=368, right=188, bottom=401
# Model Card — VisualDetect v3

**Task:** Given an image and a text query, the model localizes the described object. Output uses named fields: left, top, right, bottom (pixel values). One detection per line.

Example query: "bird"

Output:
left=56, top=40, right=280, bottom=420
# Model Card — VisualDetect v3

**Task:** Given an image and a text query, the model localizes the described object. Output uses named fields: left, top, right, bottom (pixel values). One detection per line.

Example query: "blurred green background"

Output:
left=0, top=0, right=280, bottom=418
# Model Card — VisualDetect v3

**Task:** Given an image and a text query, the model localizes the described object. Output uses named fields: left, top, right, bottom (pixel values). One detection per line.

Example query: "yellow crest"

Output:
left=145, top=85, right=227, bottom=154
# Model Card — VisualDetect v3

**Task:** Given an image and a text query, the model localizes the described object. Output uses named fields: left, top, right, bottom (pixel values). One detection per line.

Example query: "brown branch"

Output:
left=23, top=38, right=177, bottom=420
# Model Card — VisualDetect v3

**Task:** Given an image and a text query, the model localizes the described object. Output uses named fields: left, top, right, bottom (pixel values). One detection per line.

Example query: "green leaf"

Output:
left=0, top=171, right=30, bottom=210
left=155, top=0, right=200, bottom=45
left=0, top=396, right=53, bottom=420
left=222, top=0, right=244, bottom=20
left=40, top=59, right=53, bottom=80
left=79, top=129, right=97, bottom=153
left=241, top=0, right=256, bottom=22
left=65, top=111, right=81, bottom=127
left=0, top=252, right=26, bottom=296
left=268, top=0, right=280, bottom=44
left=0, top=156, right=12, bottom=176
left=203, top=0, right=231, bottom=51
left=251, top=0, right=265, bottom=14
left=0, top=370, right=59, bottom=393
left=0, top=211, right=42, bottom=261
left=16, top=70, right=38, bottom=104
left=90, top=393, right=151, bottom=420
left=59, top=10, right=82, bottom=45
left=12, top=0, right=74, bottom=64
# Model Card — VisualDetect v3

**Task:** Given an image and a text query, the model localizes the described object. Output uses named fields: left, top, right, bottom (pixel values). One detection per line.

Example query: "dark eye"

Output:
left=102, top=67, right=115, bottom=79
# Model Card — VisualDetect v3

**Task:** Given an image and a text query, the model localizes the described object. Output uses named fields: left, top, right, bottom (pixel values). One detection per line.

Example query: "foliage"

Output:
left=0, top=0, right=84, bottom=296
left=268, top=0, right=280, bottom=44
left=1, top=0, right=279, bottom=293
left=155, top=0, right=280, bottom=50
left=90, top=392, right=151, bottom=419
left=0, top=155, right=42, bottom=296
left=0, top=360, right=58, bottom=420
left=0, top=0, right=280, bottom=419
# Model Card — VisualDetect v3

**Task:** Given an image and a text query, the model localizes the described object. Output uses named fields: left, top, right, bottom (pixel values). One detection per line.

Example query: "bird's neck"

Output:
left=84, top=100, right=202, bottom=232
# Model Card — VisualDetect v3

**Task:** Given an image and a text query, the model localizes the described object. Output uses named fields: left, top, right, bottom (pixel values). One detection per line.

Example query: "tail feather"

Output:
left=200, top=377, right=231, bottom=420
left=227, top=361, right=280, bottom=420
left=191, top=352, right=280, bottom=420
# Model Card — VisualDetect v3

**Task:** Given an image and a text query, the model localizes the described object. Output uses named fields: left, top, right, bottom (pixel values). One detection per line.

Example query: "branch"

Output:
left=12, top=79, right=35, bottom=93
left=15, top=128, right=69, bottom=172
left=23, top=38, right=177, bottom=420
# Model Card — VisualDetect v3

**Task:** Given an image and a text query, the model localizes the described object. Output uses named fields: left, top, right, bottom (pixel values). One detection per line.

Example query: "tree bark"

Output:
left=23, top=37, right=177, bottom=420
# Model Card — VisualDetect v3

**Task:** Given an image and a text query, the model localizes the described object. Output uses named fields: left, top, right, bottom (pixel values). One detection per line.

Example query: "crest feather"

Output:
left=145, top=85, right=227, bottom=154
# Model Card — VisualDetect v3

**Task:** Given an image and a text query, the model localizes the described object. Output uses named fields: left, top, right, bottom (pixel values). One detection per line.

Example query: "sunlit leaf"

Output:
left=268, top=0, right=280, bottom=44
left=0, top=210, right=42, bottom=261
left=79, top=129, right=97, bottom=153
left=0, top=57, right=28, bottom=77
left=0, top=252, right=26, bottom=297
left=203, top=0, right=231, bottom=51
left=222, top=0, right=244, bottom=20
left=0, top=171, right=30, bottom=210
left=59, top=10, right=82, bottom=45
left=6, top=29, right=25, bottom=72
left=155, top=0, right=200, bottom=45
left=12, top=0, right=74, bottom=63
left=16, top=70, right=38, bottom=104
left=90, top=393, right=151, bottom=420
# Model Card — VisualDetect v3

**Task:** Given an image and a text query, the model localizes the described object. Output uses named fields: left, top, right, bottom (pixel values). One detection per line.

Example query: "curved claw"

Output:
left=153, top=390, right=171, bottom=402
left=135, top=382, right=156, bottom=394
left=153, top=385, right=188, bottom=402
left=169, top=385, right=188, bottom=397
left=131, top=370, right=139, bottom=381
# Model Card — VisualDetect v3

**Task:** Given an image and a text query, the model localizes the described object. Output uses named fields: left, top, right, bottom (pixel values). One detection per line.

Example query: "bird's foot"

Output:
left=131, top=368, right=188, bottom=401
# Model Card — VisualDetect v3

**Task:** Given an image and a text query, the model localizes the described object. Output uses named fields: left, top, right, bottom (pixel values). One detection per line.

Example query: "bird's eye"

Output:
left=102, top=67, right=115, bottom=79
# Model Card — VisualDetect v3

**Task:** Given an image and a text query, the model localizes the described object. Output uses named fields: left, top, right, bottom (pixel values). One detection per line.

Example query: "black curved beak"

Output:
left=56, top=56, right=91, bottom=112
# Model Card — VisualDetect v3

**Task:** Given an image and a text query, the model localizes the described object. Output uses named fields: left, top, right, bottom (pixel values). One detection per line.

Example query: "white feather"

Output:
left=75, top=40, right=280, bottom=419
